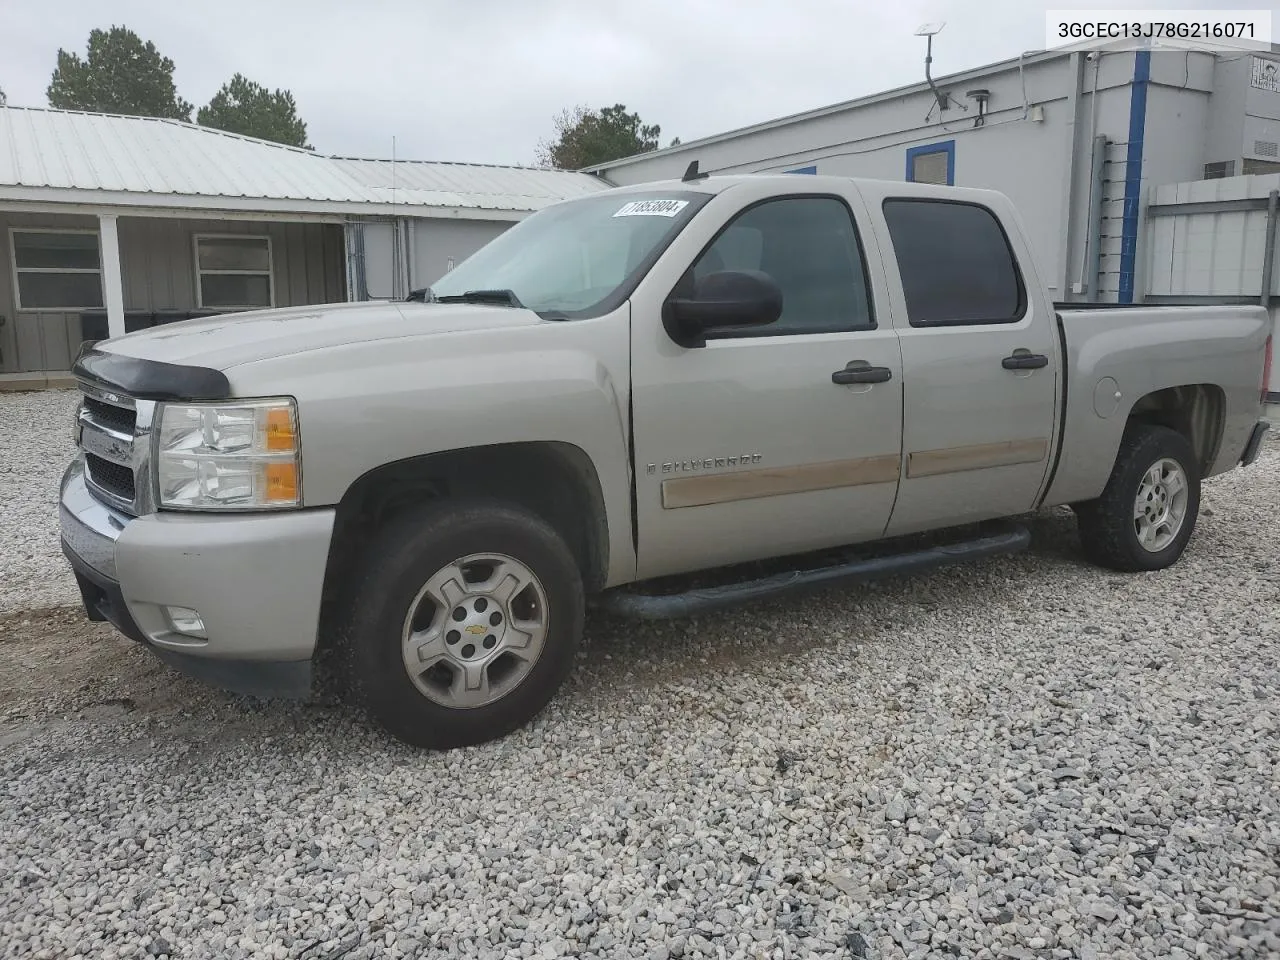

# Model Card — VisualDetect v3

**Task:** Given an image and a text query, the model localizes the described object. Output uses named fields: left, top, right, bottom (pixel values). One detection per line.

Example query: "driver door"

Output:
left=628, top=183, right=905, bottom=580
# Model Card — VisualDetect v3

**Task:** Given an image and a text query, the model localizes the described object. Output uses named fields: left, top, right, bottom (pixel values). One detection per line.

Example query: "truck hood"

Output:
left=98, top=300, right=545, bottom=370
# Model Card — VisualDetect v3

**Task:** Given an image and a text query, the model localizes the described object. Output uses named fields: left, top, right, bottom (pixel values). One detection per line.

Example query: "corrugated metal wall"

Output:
left=0, top=212, right=344, bottom=373
left=1146, top=176, right=1274, bottom=297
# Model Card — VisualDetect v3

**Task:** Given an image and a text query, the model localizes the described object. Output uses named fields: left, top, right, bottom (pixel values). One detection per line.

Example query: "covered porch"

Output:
left=0, top=203, right=347, bottom=378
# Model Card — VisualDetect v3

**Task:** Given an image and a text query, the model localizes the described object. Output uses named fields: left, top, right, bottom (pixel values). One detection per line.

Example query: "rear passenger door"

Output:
left=863, top=190, right=1061, bottom=537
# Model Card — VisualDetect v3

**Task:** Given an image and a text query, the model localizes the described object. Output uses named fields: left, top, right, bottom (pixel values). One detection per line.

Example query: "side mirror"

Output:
left=663, top=269, right=783, bottom=347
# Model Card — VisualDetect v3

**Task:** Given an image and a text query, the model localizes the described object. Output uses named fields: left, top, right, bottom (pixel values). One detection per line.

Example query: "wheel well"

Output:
left=318, top=443, right=609, bottom=631
left=1125, top=384, right=1224, bottom=473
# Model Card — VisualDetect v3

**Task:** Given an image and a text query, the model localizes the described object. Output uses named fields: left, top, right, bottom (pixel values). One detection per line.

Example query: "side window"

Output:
left=882, top=199, right=1025, bottom=327
left=905, top=142, right=954, bottom=185
left=687, top=197, right=874, bottom=335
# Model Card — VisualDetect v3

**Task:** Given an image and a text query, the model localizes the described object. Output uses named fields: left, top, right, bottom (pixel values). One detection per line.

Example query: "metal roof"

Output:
left=331, top=158, right=612, bottom=211
left=0, top=106, right=611, bottom=219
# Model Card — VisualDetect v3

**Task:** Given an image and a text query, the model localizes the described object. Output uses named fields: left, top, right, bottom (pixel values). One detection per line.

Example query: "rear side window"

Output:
left=882, top=199, right=1025, bottom=326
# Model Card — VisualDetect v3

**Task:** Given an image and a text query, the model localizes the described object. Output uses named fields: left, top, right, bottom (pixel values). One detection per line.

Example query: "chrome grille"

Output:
left=76, top=382, right=152, bottom=516
left=83, top=396, right=136, bottom=434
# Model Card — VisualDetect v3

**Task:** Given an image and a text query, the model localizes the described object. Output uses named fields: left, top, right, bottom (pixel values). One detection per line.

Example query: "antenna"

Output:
left=682, top=160, right=709, bottom=182
left=915, top=22, right=952, bottom=113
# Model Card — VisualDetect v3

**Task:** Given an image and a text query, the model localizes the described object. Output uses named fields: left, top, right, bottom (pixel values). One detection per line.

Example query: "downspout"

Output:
left=1055, top=51, right=1085, bottom=300
left=1118, top=50, right=1151, bottom=304
left=1076, top=53, right=1104, bottom=294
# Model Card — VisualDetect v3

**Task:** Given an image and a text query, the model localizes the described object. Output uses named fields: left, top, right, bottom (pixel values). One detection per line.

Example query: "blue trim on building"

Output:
left=1118, top=50, right=1150, bottom=304
left=905, top=140, right=955, bottom=185
left=785, top=165, right=817, bottom=174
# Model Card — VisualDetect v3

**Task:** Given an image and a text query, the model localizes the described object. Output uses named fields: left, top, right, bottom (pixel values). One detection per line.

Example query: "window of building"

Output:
left=1242, top=158, right=1280, bottom=176
left=11, top=230, right=104, bottom=310
left=905, top=141, right=955, bottom=185
left=882, top=199, right=1025, bottom=327
left=684, top=196, right=874, bottom=336
left=194, top=235, right=274, bottom=309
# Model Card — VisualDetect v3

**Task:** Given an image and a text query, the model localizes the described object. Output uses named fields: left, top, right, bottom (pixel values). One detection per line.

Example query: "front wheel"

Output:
left=345, top=500, right=584, bottom=749
left=1075, top=425, right=1201, bottom=572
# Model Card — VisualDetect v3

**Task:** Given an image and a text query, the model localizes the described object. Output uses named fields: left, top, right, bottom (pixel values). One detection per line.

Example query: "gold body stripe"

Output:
left=659, top=438, right=1049, bottom=509
left=661, top=455, right=901, bottom=509
left=906, top=438, right=1048, bottom=479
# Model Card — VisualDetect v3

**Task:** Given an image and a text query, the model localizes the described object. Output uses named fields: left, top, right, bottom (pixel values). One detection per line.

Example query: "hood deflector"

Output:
left=73, top=347, right=232, bottom=401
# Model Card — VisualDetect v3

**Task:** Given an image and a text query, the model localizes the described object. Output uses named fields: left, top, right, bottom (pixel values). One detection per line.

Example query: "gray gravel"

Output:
left=0, top=388, right=1277, bottom=960
left=0, top=389, right=81, bottom=614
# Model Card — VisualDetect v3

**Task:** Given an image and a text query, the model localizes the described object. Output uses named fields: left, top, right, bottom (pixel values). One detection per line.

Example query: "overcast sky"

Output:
left=2, top=0, right=1274, bottom=164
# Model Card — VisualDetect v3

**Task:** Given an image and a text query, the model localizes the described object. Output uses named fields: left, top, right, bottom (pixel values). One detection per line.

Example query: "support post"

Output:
left=1261, top=189, right=1279, bottom=308
left=98, top=214, right=125, bottom=339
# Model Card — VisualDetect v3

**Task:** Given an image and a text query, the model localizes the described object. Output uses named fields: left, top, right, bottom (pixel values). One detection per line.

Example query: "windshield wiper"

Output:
left=434, top=288, right=526, bottom=308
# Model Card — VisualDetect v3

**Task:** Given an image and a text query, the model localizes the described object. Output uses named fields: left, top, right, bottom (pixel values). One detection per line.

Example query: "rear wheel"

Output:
left=1075, top=425, right=1201, bottom=572
left=345, top=500, right=584, bottom=749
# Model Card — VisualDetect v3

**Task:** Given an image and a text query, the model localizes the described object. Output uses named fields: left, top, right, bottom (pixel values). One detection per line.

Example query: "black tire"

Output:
left=1075, top=424, right=1201, bottom=572
left=343, top=499, right=584, bottom=749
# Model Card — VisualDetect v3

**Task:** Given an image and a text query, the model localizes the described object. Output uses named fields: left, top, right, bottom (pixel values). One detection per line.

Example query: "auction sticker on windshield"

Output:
left=613, top=199, right=690, bottom=218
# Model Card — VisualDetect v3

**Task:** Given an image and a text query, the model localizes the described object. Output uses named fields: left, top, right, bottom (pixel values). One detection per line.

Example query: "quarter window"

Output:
left=195, top=235, right=274, bottom=309
left=685, top=197, right=874, bottom=336
left=11, top=230, right=104, bottom=310
left=882, top=199, right=1025, bottom=326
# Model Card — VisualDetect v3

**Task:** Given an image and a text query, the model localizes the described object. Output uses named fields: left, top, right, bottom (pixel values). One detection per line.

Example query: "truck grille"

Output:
left=76, top=384, right=146, bottom=515
left=83, top=396, right=136, bottom=434
left=84, top=452, right=136, bottom=501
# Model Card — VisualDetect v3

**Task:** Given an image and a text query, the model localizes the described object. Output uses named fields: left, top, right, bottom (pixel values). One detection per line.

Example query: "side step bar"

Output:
left=593, top=524, right=1031, bottom=620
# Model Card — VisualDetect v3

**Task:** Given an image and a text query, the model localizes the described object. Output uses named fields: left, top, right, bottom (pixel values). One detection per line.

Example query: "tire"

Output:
left=343, top=499, right=584, bottom=749
left=1075, top=424, right=1201, bottom=572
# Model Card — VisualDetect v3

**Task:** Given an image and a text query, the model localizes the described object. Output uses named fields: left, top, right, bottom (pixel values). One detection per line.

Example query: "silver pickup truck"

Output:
left=59, top=172, right=1272, bottom=748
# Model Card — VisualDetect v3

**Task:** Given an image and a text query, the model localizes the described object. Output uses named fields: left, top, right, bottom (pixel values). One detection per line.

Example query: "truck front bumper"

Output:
left=59, top=460, right=336, bottom=698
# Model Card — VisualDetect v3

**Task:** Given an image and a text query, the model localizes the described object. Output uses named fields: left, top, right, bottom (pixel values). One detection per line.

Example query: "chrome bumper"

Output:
left=58, top=460, right=337, bottom=697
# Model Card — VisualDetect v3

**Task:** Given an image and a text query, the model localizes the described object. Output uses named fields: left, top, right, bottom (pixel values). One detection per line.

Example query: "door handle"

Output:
left=1002, top=352, right=1050, bottom=370
left=832, top=361, right=893, bottom=385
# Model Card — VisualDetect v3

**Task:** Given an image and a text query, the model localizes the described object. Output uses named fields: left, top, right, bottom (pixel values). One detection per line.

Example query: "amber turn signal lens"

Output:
left=264, top=462, right=299, bottom=503
left=264, top=407, right=296, bottom=452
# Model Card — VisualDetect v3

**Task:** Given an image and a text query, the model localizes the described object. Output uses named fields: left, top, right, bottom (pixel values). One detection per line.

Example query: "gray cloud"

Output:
left=2, top=0, right=1271, bottom=164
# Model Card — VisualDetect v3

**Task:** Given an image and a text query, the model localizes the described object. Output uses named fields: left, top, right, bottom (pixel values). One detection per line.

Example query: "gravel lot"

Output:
left=1, top=389, right=1277, bottom=960
left=0, top=389, right=81, bottom=614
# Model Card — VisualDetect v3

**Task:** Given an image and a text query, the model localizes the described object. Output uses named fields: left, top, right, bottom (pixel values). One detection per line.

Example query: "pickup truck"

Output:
left=60, top=172, right=1273, bottom=749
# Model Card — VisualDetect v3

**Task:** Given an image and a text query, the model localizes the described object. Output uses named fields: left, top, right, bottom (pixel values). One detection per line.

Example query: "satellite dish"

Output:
left=915, top=21, right=946, bottom=36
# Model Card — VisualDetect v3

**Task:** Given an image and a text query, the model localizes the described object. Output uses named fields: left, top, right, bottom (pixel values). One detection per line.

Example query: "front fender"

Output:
left=224, top=308, right=636, bottom=583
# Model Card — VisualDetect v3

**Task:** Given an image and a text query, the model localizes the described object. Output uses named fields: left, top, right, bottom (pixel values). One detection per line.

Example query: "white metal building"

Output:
left=587, top=45, right=1280, bottom=310
left=0, top=106, right=609, bottom=378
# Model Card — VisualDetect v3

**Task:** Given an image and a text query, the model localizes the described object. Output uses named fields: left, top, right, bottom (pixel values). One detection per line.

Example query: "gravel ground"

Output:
left=0, top=389, right=81, bottom=614
left=0, top=388, right=1277, bottom=960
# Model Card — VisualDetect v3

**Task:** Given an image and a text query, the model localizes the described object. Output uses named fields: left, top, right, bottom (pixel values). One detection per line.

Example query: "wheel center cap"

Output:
left=449, top=597, right=505, bottom=660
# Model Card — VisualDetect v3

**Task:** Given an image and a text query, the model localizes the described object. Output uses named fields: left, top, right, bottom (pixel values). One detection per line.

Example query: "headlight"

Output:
left=156, top=398, right=301, bottom=510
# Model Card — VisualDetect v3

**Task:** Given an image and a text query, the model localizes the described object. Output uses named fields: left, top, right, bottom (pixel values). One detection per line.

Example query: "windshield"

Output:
left=428, top=190, right=709, bottom=317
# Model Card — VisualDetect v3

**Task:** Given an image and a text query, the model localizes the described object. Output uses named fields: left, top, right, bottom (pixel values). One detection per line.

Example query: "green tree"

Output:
left=47, top=26, right=192, bottom=119
left=197, top=73, right=310, bottom=148
left=536, top=104, right=666, bottom=169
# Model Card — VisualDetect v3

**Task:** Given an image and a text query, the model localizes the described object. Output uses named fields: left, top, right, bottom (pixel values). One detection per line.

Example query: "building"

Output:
left=586, top=45, right=1280, bottom=308
left=0, top=106, right=609, bottom=379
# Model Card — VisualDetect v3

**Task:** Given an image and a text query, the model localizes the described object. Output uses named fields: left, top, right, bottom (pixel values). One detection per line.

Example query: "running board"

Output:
left=593, top=524, right=1031, bottom=620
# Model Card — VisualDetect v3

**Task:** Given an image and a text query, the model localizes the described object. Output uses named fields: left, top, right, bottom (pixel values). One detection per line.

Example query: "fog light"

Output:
left=165, top=606, right=207, bottom=638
